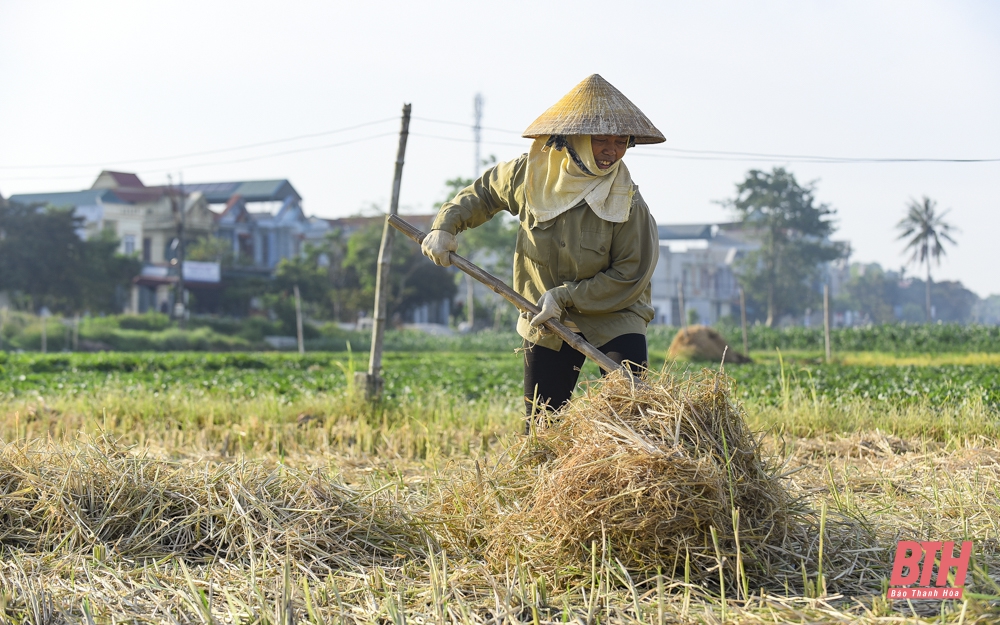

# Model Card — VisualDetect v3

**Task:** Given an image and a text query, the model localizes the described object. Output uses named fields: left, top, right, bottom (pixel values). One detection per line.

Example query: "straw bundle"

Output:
left=667, top=325, right=751, bottom=364
left=0, top=437, right=421, bottom=571
left=438, top=370, right=881, bottom=591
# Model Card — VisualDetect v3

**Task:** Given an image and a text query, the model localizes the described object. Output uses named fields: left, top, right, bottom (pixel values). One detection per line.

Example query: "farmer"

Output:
left=422, top=74, right=663, bottom=419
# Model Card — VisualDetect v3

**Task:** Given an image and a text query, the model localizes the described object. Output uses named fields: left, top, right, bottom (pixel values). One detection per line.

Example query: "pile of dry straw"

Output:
left=437, top=369, right=882, bottom=592
left=667, top=324, right=752, bottom=364
left=0, top=437, right=421, bottom=571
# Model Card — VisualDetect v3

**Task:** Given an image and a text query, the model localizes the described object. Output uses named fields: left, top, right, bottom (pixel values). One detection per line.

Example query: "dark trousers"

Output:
left=523, top=333, right=648, bottom=417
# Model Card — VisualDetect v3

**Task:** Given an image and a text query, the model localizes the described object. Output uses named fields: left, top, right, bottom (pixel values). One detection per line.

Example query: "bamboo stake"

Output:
left=388, top=216, right=623, bottom=375
left=362, top=103, right=411, bottom=399
left=293, top=284, right=305, bottom=356
left=823, top=283, right=831, bottom=363
left=739, top=287, right=748, bottom=358
left=677, top=280, right=686, bottom=330
left=465, top=274, right=475, bottom=329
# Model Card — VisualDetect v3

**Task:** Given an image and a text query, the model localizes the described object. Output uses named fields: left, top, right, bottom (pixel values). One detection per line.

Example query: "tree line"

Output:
left=0, top=168, right=966, bottom=329
left=722, top=168, right=960, bottom=326
left=0, top=203, right=140, bottom=314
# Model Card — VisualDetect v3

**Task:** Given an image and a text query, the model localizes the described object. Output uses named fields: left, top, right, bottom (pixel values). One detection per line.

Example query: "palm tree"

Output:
left=896, top=196, right=957, bottom=322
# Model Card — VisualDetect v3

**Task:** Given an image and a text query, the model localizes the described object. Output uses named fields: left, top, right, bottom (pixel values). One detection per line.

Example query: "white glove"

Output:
left=421, top=229, right=457, bottom=267
left=530, top=289, right=565, bottom=328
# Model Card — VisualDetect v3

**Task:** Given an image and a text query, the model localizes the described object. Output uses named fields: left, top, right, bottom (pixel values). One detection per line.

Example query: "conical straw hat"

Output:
left=523, top=74, right=665, bottom=144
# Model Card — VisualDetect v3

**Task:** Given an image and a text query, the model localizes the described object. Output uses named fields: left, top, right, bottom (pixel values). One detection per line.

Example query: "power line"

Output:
left=413, top=115, right=521, bottom=135
left=142, top=131, right=398, bottom=172
left=413, top=130, right=1000, bottom=164
left=418, top=117, right=1000, bottom=163
left=631, top=146, right=1000, bottom=164
left=4, top=114, right=997, bottom=183
left=411, top=132, right=524, bottom=149
left=0, top=117, right=398, bottom=170
left=0, top=131, right=400, bottom=183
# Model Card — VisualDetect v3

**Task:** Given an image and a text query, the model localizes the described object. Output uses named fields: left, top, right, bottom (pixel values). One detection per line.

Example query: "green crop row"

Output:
left=0, top=351, right=524, bottom=402
left=2, top=351, right=997, bottom=409
left=728, top=363, right=1000, bottom=408
left=703, top=322, right=1000, bottom=354
left=3, top=308, right=997, bottom=353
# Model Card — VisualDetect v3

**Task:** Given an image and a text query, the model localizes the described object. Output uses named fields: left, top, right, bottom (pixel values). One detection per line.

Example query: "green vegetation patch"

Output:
left=732, top=363, right=1000, bottom=408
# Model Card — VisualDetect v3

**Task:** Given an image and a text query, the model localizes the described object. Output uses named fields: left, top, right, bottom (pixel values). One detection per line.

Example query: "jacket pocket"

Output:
left=577, top=229, right=611, bottom=278
left=516, top=226, right=549, bottom=266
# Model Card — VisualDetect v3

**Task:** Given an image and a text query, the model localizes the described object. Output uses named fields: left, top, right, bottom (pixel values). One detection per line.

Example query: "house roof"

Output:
left=108, top=187, right=168, bottom=203
left=7, top=189, right=128, bottom=208
left=182, top=179, right=301, bottom=203
left=657, top=224, right=715, bottom=240
left=92, top=170, right=145, bottom=189
left=13, top=173, right=302, bottom=213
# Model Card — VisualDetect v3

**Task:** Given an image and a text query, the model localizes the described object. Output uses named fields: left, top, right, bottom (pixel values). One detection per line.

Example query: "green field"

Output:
left=2, top=351, right=997, bottom=428
left=2, top=349, right=999, bottom=623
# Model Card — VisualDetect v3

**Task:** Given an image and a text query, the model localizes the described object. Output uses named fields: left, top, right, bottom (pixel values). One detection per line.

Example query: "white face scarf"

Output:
left=524, top=135, right=636, bottom=224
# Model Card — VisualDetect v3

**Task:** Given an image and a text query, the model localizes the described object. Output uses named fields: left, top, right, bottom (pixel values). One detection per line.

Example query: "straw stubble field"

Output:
left=1, top=352, right=999, bottom=624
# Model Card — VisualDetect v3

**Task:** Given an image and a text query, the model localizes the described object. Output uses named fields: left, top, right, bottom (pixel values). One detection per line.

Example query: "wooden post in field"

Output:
left=359, top=103, right=411, bottom=400
left=823, top=283, right=831, bottom=363
left=41, top=314, right=47, bottom=354
left=73, top=314, right=80, bottom=351
left=677, top=280, right=686, bottom=330
left=465, top=274, right=475, bottom=329
left=739, top=287, right=749, bottom=357
left=293, top=284, right=305, bottom=356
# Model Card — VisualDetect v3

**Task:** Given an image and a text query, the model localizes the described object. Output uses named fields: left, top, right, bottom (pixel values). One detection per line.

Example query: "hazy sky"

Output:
left=2, top=1, right=998, bottom=295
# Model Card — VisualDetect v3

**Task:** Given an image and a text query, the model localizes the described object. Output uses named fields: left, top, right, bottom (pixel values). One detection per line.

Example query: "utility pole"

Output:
left=473, top=93, right=483, bottom=179
left=359, top=103, right=411, bottom=400
left=465, top=93, right=484, bottom=331
left=176, top=175, right=187, bottom=327
left=168, top=174, right=187, bottom=327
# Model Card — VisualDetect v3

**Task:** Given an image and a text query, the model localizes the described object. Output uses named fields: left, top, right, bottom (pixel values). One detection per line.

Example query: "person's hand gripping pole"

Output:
left=529, top=287, right=573, bottom=331
left=421, top=229, right=457, bottom=267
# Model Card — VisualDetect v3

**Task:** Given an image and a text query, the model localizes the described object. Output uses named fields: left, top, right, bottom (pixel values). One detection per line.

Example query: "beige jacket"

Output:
left=431, top=154, right=658, bottom=350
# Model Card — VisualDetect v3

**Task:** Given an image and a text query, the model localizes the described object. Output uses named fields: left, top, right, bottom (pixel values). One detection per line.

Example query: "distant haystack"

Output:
left=667, top=324, right=751, bottom=364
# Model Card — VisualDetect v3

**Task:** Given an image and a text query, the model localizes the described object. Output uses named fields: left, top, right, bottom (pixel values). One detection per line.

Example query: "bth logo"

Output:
left=887, top=540, right=972, bottom=600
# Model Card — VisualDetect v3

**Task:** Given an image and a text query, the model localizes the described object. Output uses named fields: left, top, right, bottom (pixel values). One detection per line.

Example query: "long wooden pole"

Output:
left=823, top=283, right=831, bottom=363
left=293, top=284, right=305, bottom=356
left=388, top=216, right=623, bottom=375
left=363, top=103, right=411, bottom=398
left=739, top=287, right=749, bottom=357
left=677, top=280, right=686, bottom=329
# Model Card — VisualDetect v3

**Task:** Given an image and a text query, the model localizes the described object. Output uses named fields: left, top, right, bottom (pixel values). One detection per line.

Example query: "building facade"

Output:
left=194, top=179, right=332, bottom=270
left=648, top=223, right=757, bottom=326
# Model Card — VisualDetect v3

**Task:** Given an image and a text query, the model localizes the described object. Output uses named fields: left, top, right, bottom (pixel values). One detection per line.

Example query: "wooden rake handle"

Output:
left=388, top=215, right=624, bottom=375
